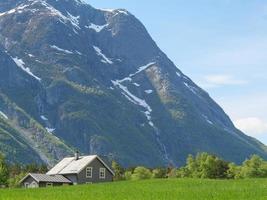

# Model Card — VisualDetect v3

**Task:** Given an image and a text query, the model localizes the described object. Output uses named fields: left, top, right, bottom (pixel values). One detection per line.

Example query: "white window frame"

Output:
left=99, top=168, right=106, bottom=179
left=86, top=167, right=93, bottom=178
left=46, top=183, right=53, bottom=187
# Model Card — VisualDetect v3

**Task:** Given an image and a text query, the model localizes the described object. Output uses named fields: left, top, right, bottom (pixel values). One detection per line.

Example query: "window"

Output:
left=46, top=183, right=53, bottom=187
left=99, top=168, right=106, bottom=179
left=86, top=167, right=93, bottom=178
left=24, top=182, right=29, bottom=188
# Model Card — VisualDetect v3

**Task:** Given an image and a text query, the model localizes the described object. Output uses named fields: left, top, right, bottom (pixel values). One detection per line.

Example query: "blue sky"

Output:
left=86, top=0, right=267, bottom=144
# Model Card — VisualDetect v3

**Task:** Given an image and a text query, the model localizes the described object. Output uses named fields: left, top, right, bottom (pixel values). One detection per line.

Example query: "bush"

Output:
left=152, top=168, right=167, bottom=179
left=131, top=167, right=152, bottom=180
left=8, top=172, right=26, bottom=188
left=179, top=153, right=229, bottom=179
left=124, top=171, right=132, bottom=180
left=227, top=163, right=242, bottom=179
left=0, top=153, right=9, bottom=186
left=240, top=155, right=267, bottom=178
left=112, top=161, right=125, bottom=181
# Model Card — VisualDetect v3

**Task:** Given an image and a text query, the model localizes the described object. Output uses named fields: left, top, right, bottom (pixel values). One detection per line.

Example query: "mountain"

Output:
left=0, top=0, right=266, bottom=167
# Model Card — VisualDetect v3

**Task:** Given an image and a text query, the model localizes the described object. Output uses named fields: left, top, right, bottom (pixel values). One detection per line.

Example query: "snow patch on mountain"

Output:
left=111, top=62, right=156, bottom=126
left=98, top=8, right=129, bottom=15
left=0, top=111, right=8, bottom=120
left=50, top=45, right=73, bottom=54
left=183, top=82, right=199, bottom=95
left=145, top=90, right=153, bottom=94
left=130, top=62, right=155, bottom=77
left=93, top=46, right=113, bottom=64
left=176, top=71, right=182, bottom=77
left=133, top=83, right=140, bottom=87
left=46, top=127, right=56, bottom=134
left=41, top=115, right=48, bottom=121
left=100, top=9, right=129, bottom=16
left=112, top=80, right=152, bottom=114
left=66, top=12, right=80, bottom=29
left=86, top=23, right=108, bottom=32
left=11, top=57, right=41, bottom=81
left=0, top=4, right=28, bottom=17
left=202, top=114, right=213, bottom=125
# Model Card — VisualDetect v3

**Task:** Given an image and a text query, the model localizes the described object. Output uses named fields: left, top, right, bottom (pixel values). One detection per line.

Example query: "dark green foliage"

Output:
left=112, top=161, right=125, bottom=181
left=152, top=168, right=168, bottom=178
left=0, top=153, right=9, bottom=186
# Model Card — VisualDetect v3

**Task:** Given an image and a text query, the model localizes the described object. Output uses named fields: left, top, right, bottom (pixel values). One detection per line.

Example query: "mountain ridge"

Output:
left=0, top=0, right=266, bottom=167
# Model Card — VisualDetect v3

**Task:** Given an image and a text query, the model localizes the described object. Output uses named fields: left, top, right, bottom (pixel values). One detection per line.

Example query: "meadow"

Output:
left=1, top=179, right=267, bottom=200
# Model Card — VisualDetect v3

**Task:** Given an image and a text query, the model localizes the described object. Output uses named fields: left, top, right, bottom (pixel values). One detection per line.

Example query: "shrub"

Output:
left=240, top=155, right=267, bottom=178
left=124, top=171, right=132, bottom=180
left=0, top=153, right=9, bottom=186
left=152, top=168, right=167, bottom=179
left=112, top=161, right=125, bottom=181
left=131, top=167, right=152, bottom=180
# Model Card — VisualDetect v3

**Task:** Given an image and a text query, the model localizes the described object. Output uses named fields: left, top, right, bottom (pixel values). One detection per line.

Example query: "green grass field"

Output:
left=1, top=179, right=267, bottom=200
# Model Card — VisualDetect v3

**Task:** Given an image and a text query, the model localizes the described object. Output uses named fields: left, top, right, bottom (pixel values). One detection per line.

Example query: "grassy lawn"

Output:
left=1, top=179, right=267, bottom=200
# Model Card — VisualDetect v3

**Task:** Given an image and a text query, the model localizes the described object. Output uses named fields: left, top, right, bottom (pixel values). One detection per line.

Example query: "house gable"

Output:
left=76, top=157, right=113, bottom=184
left=20, top=175, right=39, bottom=188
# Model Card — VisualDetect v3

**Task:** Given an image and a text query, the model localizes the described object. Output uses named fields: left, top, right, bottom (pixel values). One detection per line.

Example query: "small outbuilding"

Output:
left=20, top=173, right=72, bottom=188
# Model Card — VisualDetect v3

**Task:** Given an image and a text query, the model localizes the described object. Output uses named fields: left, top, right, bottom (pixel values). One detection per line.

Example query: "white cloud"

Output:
left=205, top=74, right=246, bottom=85
left=196, top=74, right=247, bottom=88
left=234, top=117, right=267, bottom=136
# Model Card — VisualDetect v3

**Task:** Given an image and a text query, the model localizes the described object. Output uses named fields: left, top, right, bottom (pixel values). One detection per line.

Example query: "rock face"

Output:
left=0, top=0, right=266, bottom=167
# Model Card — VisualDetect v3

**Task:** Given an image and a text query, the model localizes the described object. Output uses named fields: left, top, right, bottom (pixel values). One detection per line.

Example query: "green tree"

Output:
left=181, top=153, right=229, bottom=179
left=152, top=168, right=167, bottom=178
left=240, top=155, right=267, bottom=178
left=186, top=154, right=198, bottom=178
left=0, top=153, right=9, bottom=186
left=8, top=172, right=26, bottom=188
left=227, top=163, right=242, bottom=179
left=112, top=161, right=124, bottom=181
left=176, top=167, right=190, bottom=178
left=124, top=171, right=132, bottom=180
left=131, top=167, right=152, bottom=180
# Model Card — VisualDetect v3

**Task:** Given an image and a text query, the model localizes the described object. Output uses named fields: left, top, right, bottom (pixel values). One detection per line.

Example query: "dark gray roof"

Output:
left=22, top=173, right=72, bottom=183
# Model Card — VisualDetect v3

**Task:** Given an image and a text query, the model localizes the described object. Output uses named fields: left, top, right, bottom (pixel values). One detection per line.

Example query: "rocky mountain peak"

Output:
left=0, top=0, right=266, bottom=167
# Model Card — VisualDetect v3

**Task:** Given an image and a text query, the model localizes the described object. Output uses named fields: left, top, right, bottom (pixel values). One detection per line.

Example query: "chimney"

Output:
left=75, top=151, right=80, bottom=160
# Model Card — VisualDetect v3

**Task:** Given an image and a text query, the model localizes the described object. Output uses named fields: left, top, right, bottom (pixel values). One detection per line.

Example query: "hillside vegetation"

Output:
left=1, top=179, right=267, bottom=200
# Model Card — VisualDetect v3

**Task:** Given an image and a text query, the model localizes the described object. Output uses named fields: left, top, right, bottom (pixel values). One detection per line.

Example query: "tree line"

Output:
left=112, top=153, right=267, bottom=181
left=1, top=152, right=267, bottom=188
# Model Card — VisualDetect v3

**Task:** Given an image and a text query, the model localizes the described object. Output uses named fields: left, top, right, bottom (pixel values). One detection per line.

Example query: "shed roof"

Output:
left=46, top=155, right=114, bottom=176
left=20, top=173, right=72, bottom=183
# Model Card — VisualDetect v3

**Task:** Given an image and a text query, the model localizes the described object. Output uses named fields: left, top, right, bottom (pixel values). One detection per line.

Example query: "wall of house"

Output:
left=64, top=174, right=78, bottom=185
left=38, top=182, right=68, bottom=187
left=76, top=158, right=113, bottom=184
left=21, top=176, right=39, bottom=188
